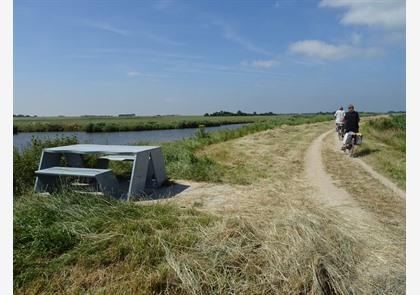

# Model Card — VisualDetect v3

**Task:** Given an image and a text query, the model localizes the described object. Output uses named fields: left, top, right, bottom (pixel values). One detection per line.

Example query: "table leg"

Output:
left=150, top=148, right=167, bottom=186
left=96, top=171, right=120, bottom=199
left=34, top=151, right=61, bottom=192
left=127, top=152, right=150, bottom=199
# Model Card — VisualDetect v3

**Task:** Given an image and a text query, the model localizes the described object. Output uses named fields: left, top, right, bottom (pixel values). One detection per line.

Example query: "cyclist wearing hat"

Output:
left=342, top=104, right=360, bottom=149
left=343, top=104, right=359, bottom=133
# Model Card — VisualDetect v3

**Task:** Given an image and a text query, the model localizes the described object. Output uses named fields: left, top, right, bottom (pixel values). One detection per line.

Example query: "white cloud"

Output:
left=212, top=20, right=272, bottom=55
left=289, top=39, right=382, bottom=61
left=127, top=71, right=170, bottom=79
left=242, top=59, right=280, bottom=69
left=142, top=32, right=184, bottom=46
left=381, top=31, right=405, bottom=44
left=84, top=20, right=129, bottom=36
left=127, top=71, right=140, bottom=77
left=319, top=0, right=405, bottom=29
left=350, top=32, right=361, bottom=45
left=90, top=48, right=202, bottom=60
left=253, top=60, right=279, bottom=68
left=155, top=0, right=175, bottom=10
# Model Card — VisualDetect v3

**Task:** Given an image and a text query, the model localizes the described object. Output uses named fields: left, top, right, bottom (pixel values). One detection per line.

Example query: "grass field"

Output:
left=14, top=192, right=214, bottom=294
left=13, top=114, right=332, bottom=195
left=13, top=114, right=404, bottom=294
left=357, top=114, right=406, bottom=189
left=14, top=115, right=276, bottom=133
left=13, top=113, right=380, bottom=133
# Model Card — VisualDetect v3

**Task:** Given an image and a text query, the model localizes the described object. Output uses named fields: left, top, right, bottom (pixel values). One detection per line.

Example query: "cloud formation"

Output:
left=212, top=20, right=271, bottom=55
left=84, top=20, right=129, bottom=36
left=127, top=71, right=140, bottom=77
left=319, top=0, right=405, bottom=29
left=241, top=59, right=280, bottom=69
left=289, top=39, right=381, bottom=61
left=155, top=0, right=175, bottom=10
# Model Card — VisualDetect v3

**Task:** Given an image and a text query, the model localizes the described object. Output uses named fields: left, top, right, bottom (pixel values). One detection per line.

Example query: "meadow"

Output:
left=14, top=115, right=273, bottom=133
left=13, top=113, right=380, bottom=133
left=13, top=113, right=405, bottom=294
left=13, top=114, right=332, bottom=195
left=357, top=114, right=406, bottom=188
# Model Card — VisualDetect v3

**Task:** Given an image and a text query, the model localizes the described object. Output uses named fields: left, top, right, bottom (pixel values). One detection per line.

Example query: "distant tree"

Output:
left=204, top=113, right=209, bottom=117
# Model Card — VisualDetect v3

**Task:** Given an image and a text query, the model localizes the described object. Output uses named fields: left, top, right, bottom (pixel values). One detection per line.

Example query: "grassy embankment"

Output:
left=356, top=114, right=406, bottom=189
left=14, top=114, right=405, bottom=294
left=13, top=114, right=331, bottom=195
left=14, top=115, right=274, bottom=133
left=13, top=113, right=382, bottom=133
left=321, top=117, right=406, bottom=293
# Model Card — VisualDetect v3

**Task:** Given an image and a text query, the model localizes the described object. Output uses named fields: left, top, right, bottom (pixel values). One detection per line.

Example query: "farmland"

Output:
left=14, top=115, right=272, bottom=133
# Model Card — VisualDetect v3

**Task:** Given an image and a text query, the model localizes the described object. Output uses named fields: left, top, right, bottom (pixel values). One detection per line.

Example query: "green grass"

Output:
left=14, top=115, right=276, bottom=133
left=13, top=136, right=79, bottom=195
left=161, top=114, right=332, bottom=184
left=14, top=192, right=405, bottom=294
left=13, top=115, right=333, bottom=194
left=357, top=115, right=406, bottom=189
left=13, top=114, right=404, bottom=294
left=14, top=192, right=214, bottom=294
left=13, top=113, right=382, bottom=133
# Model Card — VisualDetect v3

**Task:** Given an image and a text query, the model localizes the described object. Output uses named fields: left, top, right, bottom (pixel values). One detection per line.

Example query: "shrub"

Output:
left=194, top=124, right=209, bottom=139
left=366, top=115, right=405, bottom=131
left=13, top=136, right=78, bottom=195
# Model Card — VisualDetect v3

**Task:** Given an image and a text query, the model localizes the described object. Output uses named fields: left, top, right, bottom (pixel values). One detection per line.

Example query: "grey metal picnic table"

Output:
left=34, top=144, right=167, bottom=200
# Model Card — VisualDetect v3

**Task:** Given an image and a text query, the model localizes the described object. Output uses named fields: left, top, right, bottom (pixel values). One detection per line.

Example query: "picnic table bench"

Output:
left=34, top=144, right=167, bottom=200
left=35, top=167, right=120, bottom=198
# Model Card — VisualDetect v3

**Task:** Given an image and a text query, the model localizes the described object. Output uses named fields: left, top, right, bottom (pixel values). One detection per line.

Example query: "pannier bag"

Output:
left=354, top=133, right=363, bottom=145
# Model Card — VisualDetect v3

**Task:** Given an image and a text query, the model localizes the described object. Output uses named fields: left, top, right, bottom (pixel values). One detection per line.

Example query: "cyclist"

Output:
left=341, top=104, right=360, bottom=150
left=334, top=106, right=345, bottom=132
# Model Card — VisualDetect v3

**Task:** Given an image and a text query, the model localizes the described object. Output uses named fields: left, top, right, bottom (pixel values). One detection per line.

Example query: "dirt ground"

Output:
left=146, top=121, right=405, bottom=294
left=162, top=121, right=404, bottom=223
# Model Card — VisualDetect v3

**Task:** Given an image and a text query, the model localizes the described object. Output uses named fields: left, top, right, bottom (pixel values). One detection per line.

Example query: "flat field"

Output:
left=13, top=115, right=405, bottom=294
left=13, top=115, right=274, bottom=132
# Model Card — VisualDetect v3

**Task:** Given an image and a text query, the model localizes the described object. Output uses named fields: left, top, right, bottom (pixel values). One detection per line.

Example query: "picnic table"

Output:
left=34, top=144, right=167, bottom=200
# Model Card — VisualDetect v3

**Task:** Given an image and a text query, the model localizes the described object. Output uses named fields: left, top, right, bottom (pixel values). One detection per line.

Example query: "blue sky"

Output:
left=14, top=0, right=406, bottom=116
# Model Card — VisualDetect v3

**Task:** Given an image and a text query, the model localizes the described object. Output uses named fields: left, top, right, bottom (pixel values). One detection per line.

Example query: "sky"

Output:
left=13, top=0, right=406, bottom=116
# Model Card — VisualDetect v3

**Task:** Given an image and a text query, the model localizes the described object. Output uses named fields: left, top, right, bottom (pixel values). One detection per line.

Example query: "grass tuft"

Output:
left=357, top=115, right=406, bottom=188
left=14, top=192, right=213, bottom=293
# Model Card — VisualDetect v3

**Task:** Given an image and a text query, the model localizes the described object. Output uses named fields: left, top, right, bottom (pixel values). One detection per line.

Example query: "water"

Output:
left=13, top=123, right=246, bottom=150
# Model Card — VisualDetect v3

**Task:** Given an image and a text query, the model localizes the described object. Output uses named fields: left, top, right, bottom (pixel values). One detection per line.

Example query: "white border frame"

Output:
left=0, top=0, right=13, bottom=293
left=406, top=0, right=420, bottom=294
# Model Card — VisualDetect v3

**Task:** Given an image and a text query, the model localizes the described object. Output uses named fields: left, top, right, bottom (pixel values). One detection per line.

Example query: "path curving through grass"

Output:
left=304, top=130, right=377, bottom=224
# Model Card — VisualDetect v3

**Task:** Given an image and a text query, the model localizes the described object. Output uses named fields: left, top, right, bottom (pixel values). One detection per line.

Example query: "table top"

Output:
left=44, top=144, right=160, bottom=154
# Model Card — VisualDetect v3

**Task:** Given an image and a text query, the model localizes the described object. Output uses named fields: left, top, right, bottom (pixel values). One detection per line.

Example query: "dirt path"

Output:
left=304, top=130, right=377, bottom=223
left=162, top=123, right=334, bottom=217
left=330, top=134, right=405, bottom=199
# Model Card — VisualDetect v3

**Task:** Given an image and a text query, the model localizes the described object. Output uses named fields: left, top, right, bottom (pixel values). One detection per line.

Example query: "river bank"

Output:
left=13, top=123, right=246, bottom=151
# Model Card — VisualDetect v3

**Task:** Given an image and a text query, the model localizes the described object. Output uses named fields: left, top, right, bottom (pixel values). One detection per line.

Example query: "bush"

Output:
left=366, top=114, right=405, bottom=131
left=13, top=136, right=78, bottom=195
left=194, top=124, right=209, bottom=139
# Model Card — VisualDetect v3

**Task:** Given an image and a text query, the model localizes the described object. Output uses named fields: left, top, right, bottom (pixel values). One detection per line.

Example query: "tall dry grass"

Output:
left=163, top=197, right=404, bottom=294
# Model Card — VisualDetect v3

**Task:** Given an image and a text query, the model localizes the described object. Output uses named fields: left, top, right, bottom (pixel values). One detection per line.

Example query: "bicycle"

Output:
left=336, top=123, right=345, bottom=140
left=342, top=132, right=363, bottom=157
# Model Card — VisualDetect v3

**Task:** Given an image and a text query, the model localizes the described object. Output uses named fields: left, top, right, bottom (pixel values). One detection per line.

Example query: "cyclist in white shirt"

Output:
left=334, top=106, right=345, bottom=131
